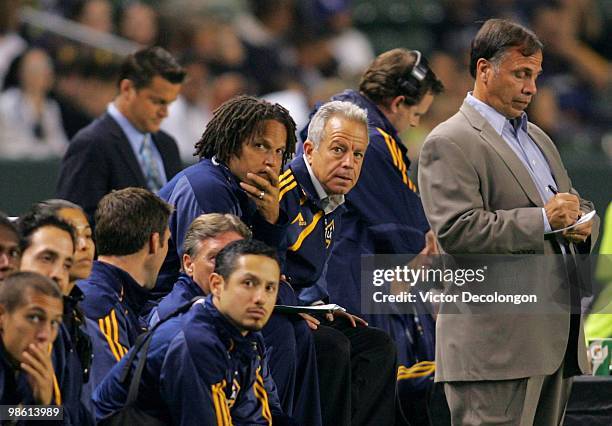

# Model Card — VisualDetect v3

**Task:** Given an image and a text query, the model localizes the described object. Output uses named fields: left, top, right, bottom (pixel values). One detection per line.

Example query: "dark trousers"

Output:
left=264, top=280, right=323, bottom=426
left=314, top=317, right=398, bottom=426
left=263, top=312, right=322, bottom=426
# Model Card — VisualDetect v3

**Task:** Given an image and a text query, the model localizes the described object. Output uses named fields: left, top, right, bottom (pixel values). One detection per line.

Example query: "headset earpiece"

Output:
left=397, top=50, right=430, bottom=101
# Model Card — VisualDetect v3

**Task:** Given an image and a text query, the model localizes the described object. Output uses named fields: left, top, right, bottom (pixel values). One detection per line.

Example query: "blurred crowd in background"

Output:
left=0, top=0, right=610, bottom=165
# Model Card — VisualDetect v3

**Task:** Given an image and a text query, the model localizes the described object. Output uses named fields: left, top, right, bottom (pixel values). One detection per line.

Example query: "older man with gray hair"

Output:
left=279, top=100, right=398, bottom=426
left=146, top=213, right=252, bottom=326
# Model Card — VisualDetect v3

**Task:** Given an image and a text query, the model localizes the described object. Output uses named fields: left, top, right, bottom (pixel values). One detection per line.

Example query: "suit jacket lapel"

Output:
left=104, top=114, right=147, bottom=187
left=460, top=102, right=543, bottom=207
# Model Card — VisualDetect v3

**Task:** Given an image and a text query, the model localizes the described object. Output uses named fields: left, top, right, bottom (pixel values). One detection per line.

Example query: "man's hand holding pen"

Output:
left=545, top=185, right=592, bottom=243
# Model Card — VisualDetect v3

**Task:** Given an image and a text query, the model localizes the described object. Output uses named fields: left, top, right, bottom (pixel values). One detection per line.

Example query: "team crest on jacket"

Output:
left=325, top=220, right=335, bottom=248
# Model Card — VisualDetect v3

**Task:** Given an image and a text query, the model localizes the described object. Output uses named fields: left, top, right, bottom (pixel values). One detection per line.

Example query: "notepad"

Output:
left=545, top=210, right=596, bottom=234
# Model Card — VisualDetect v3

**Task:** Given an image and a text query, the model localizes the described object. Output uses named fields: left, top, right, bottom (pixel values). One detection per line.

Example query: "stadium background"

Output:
left=0, top=0, right=610, bottom=241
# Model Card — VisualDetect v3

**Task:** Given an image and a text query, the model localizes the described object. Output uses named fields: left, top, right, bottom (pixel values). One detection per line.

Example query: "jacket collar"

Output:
left=92, top=260, right=150, bottom=315
left=289, top=155, right=320, bottom=204
left=202, top=296, right=262, bottom=358
left=332, top=89, right=400, bottom=140
left=0, top=339, right=20, bottom=372
left=175, top=273, right=205, bottom=299
left=209, top=157, right=259, bottom=216
left=63, top=284, right=84, bottom=316
left=289, top=155, right=346, bottom=214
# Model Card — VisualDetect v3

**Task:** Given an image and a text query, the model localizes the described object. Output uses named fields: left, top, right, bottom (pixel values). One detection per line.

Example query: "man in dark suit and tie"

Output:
left=56, top=47, right=186, bottom=223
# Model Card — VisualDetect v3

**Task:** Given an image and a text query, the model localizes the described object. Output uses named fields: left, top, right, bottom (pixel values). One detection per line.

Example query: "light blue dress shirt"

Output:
left=107, top=103, right=168, bottom=185
left=465, top=93, right=557, bottom=232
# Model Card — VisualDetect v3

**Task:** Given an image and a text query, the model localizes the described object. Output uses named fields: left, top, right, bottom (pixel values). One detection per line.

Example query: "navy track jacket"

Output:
left=93, top=296, right=280, bottom=425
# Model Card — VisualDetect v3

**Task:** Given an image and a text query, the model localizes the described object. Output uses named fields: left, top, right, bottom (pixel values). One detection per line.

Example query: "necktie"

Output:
left=509, top=118, right=521, bottom=135
left=139, top=135, right=163, bottom=192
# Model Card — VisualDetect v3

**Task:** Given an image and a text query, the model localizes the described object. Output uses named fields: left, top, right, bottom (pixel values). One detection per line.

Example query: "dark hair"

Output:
left=0, top=211, right=19, bottom=242
left=118, top=46, right=186, bottom=89
left=33, top=198, right=91, bottom=242
left=95, top=187, right=173, bottom=256
left=214, top=239, right=279, bottom=280
left=469, top=19, right=543, bottom=78
left=0, top=271, right=62, bottom=313
left=359, top=48, right=444, bottom=108
left=194, top=95, right=296, bottom=168
left=34, top=199, right=87, bottom=227
left=17, top=208, right=76, bottom=254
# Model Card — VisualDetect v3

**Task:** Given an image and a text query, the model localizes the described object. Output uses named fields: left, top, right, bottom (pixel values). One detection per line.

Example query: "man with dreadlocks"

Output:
left=156, top=95, right=322, bottom=425
left=156, top=95, right=294, bottom=294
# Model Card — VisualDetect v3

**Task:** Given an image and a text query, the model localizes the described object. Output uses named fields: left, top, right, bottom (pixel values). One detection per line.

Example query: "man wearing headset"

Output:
left=300, top=49, right=445, bottom=423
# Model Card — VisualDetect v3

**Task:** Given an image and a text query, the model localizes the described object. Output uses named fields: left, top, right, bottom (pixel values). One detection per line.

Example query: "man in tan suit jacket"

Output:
left=418, top=19, right=599, bottom=425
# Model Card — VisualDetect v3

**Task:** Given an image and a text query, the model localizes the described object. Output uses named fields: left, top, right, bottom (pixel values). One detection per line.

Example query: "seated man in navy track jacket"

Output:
left=156, top=95, right=321, bottom=424
left=93, top=240, right=286, bottom=425
left=280, top=100, right=397, bottom=426
left=18, top=202, right=94, bottom=425
left=77, top=188, right=172, bottom=390
left=147, top=213, right=251, bottom=326
left=0, top=272, right=64, bottom=411
left=145, top=214, right=285, bottom=419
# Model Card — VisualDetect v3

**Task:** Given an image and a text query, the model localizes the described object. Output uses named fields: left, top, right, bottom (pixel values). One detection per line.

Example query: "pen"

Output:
left=548, top=184, right=583, bottom=222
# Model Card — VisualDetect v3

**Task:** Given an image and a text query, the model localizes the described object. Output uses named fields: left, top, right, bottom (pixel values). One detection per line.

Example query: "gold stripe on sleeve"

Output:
left=110, top=309, right=128, bottom=357
left=378, top=128, right=399, bottom=167
left=52, top=371, right=62, bottom=405
left=279, top=181, right=298, bottom=201
left=279, top=168, right=293, bottom=181
left=254, top=370, right=272, bottom=425
left=98, top=312, right=122, bottom=362
left=212, top=380, right=231, bottom=426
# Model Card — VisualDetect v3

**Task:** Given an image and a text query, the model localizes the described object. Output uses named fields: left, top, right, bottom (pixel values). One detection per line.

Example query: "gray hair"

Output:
left=182, top=213, right=252, bottom=260
left=306, top=100, right=368, bottom=148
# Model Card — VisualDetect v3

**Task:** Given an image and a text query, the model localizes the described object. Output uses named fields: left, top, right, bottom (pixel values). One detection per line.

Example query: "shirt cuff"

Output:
left=542, top=208, right=552, bottom=233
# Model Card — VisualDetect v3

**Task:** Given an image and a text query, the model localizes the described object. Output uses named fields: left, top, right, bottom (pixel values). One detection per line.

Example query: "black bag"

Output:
left=99, top=297, right=205, bottom=426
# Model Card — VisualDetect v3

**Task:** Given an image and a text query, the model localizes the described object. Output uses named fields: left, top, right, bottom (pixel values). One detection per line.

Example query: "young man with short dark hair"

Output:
left=78, top=187, right=173, bottom=389
left=18, top=204, right=95, bottom=424
left=0, top=272, right=63, bottom=406
left=17, top=211, right=76, bottom=295
left=93, top=240, right=285, bottom=425
left=57, top=46, right=187, bottom=223
left=23, top=200, right=95, bottom=425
